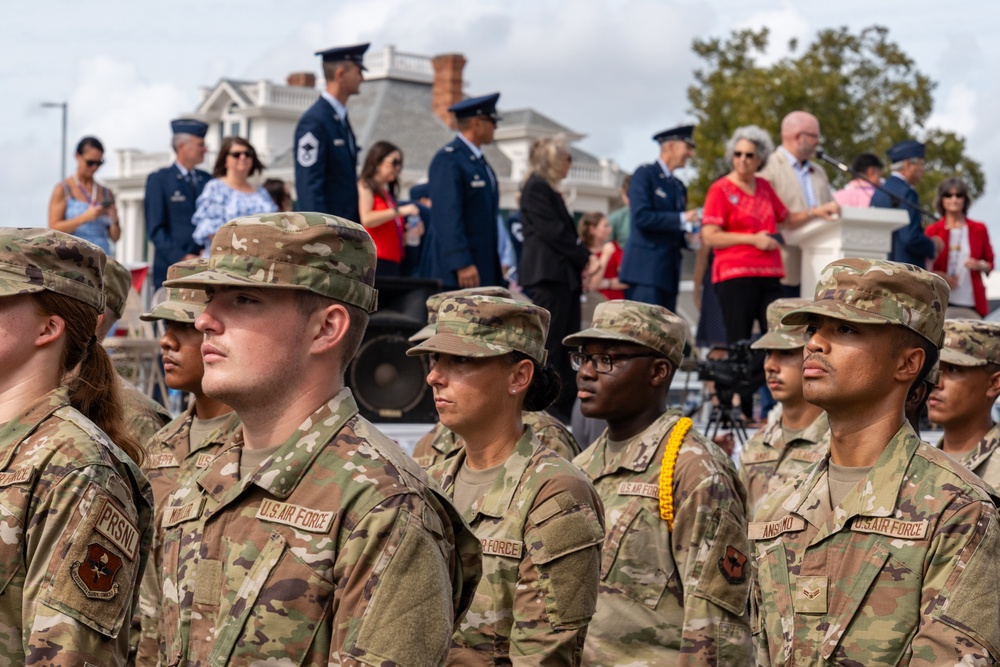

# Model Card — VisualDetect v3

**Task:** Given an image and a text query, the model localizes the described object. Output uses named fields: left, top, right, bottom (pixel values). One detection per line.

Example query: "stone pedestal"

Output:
left=783, top=206, right=909, bottom=293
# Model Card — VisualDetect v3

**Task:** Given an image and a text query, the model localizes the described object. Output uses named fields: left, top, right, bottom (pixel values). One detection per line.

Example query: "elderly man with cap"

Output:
left=750, top=258, right=1000, bottom=664
left=870, top=139, right=943, bottom=267
left=419, top=93, right=504, bottom=289
left=566, top=300, right=751, bottom=665
left=409, top=287, right=580, bottom=469
left=144, top=118, right=210, bottom=289
left=619, top=125, right=700, bottom=312
left=132, top=258, right=239, bottom=665
left=928, top=320, right=1000, bottom=492
left=155, top=212, right=480, bottom=666
left=740, top=298, right=830, bottom=517
left=294, top=43, right=368, bottom=221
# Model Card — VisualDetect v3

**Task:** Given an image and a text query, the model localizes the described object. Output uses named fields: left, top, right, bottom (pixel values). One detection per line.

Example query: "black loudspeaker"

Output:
left=347, top=277, right=440, bottom=424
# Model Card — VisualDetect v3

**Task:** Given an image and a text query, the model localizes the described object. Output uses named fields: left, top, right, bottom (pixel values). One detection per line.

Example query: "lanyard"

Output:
left=73, top=177, right=98, bottom=206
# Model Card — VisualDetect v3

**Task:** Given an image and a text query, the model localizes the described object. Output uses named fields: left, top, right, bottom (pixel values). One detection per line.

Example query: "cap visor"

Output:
left=939, top=347, right=987, bottom=367
left=163, top=269, right=317, bottom=293
left=563, top=327, right=648, bottom=349
left=781, top=302, right=894, bottom=328
left=406, top=332, right=511, bottom=358
left=407, top=324, right=435, bottom=343
left=140, top=300, right=205, bottom=323
left=750, top=331, right=804, bottom=350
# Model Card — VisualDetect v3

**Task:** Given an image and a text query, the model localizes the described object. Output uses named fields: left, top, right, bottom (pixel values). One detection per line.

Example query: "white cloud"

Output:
left=733, top=1, right=811, bottom=65
left=927, top=83, right=978, bottom=139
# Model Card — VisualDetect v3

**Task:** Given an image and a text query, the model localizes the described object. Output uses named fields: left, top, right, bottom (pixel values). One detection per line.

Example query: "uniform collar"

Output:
left=783, top=421, right=919, bottom=542
left=321, top=91, right=348, bottom=121
left=0, top=387, right=70, bottom=470
left=579, top=410, right=681, bottom=478
left=455, top=133, right=484, bottom=159
left=433, top=425, right=460, bottom=456
left=779, top=146, right=811, bottom=171
left=953, top=423, right=1000, bottom=472
left=174, top=162, right=190, bottom=177
left=656, top=159, right=674, bottom=179
left=438, top=427, right=537, bottom=522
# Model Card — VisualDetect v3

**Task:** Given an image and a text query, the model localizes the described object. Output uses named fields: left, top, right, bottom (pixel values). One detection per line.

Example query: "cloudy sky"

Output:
left=7, top=1, right=1000, bottom=272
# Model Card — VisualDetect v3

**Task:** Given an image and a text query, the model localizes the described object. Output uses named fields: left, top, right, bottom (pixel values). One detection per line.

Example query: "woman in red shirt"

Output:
left=357, top=141, right=421, bottom=276
left=702, top=125, right=838, bottom=343
left=925, top=177, right=994, bottom=318
left=578, top=211, right=628, bottom=300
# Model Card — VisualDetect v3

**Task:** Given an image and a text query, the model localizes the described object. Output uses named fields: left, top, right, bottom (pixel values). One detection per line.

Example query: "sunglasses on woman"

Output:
left=229, top=151, right=253, bottom=160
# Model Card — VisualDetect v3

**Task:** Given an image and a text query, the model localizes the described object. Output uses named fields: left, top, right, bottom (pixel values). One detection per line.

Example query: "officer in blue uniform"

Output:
left=294, top=43, right=368, bottom=222
left=619, top=125, right=699, bottom=312
left=144, top=119, right=210, bottom=288
left=870, top=139, right=942, bottom=266
left=419, top=93, right=503, bottom=289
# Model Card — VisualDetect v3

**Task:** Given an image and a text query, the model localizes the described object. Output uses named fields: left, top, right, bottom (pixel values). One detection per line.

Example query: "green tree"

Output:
left=686, top=25, right=984, bottom=209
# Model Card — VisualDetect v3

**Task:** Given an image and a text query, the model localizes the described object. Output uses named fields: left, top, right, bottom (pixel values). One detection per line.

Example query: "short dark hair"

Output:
left=322, top=60, right=355, bottom=82
left=892, top=326, right=939, bottom=390
left=358, top=140, right=402, bottom=200
left=934, top=177, right=971, bottom=217
left=577, top=211, right=605, bottom=247
left=850, top=152, right=883, bottom=175
left=76, top=136, right=104, bottom=155
left=292, top=291, right=370, bottom=371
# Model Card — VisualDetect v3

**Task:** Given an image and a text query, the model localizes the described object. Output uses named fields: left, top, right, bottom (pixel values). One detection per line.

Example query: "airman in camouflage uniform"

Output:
left=0, top=228, right=153, bottom=664
left=410, top=287, right=580, bottom=467
left=741, top=298, right=830, bottom=516
left=409, top=296, right=605, bottom=666
left=133, top=258, right=239, bottom=665
left=751, top=258, right=1000, bottom=664
left=564, top=300, right=752, bottom=666
left=156, top=213, right=481, bottom=666
left=928, top=319, right=1000, bottom=491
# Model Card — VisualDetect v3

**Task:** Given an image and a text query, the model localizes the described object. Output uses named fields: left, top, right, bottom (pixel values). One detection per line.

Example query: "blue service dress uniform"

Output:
left=418, top=137, right=502, bottom=288
left=144, top=165, right=210, bottom=288
left=619, top=162, right=689, bottom=311
left=870, top=173, right=935, bottom=266
left=294, top=96, right=360, bottom=222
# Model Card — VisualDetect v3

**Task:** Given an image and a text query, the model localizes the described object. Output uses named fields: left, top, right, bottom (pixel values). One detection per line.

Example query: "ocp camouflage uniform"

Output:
left=742, top=298, right=830, bottom=517
left=0, top=229, right=153, bottom=665
left=564, top=300, right=752, bottom=666
left=951, top=423, right=1000, bottom=493
left=751, top=258, right=1000, bottom=665
left=412, top=411, right=580, bottom=469
left=157, top=213, right=481, bottom=666
left=429, top=431, right=604, bottom=665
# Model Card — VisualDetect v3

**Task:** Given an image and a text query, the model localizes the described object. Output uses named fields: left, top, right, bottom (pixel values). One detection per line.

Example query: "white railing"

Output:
left=262, top=85, right=320, bottom=109
left=567, top=159, right=621, bottom=187
left=117, top=150, right=174, bottom=178
left=364, top=44, right=434, bottom=83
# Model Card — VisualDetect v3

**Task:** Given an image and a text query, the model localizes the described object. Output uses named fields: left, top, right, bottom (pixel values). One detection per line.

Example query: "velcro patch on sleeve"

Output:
left=94, top=498, right=140, bottom=561
left=748, top=515, right=806, bottom=541
left=852, top=516, right=928, bottom=540
left=0, top=466, right=35, bottom=487
left=256, top=499, right=334, bottom=533
left=617, top=482, right=659, bottom=499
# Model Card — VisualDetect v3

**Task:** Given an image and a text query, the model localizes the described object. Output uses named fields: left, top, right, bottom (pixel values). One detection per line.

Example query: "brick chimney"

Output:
left=432, top=54, right=466, bottom=129
left=286, top=72, right=316, bottom=88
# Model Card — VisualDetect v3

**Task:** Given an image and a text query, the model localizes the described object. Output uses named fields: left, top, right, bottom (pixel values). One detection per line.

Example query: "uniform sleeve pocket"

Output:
left=603, top=503, right=675, bottom=610
left=692, top=510, right=751, bottom=617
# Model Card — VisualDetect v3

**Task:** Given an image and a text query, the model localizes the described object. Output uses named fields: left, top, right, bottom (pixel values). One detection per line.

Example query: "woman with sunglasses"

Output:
left=408, top=295, right=603, bottom=666
left=191, top=136, right=276, bottom=249
left=357, top=140, right=420, bottom=276
left=48, top=136, right=120, bottom=254
left=926, top=177, right=995, bottom=318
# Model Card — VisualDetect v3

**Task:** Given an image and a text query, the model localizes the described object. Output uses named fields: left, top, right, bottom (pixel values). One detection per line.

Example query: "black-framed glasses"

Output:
left=569, top=352, right=662, bottom=373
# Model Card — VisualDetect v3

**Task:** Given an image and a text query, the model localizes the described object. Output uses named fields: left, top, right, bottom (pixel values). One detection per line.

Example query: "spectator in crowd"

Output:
left=357, top=140, right=421, bottom=277
left=294, top=43, right=368, bottom=221
left=578, top=211, right=627, bottom=300
left=925, top=177, right=995, bottom=318
left=833, top=152, right=884, bottom=208
left=145, top=119, right=210, bottom=288
left=760, top=111, right=840, bottom=297
left=620, top=125, right=699, bottom=312
left=191, top=136, right=277, bottom=249
left=420, top=93, right=504, bottom=289
left=48, top=136, right=120, bottom=254
left=402, top=182, right=432, bottom=276
left=408, top=295, right=603, bottom=665
left=871, top=139, right=943, bottom=267
left=928, top=320, right=1000, bottom=492
left=606, top=174, right=631, bottom=245
left=519, top=135, right=595, bottom=422
left=263, top=178, right=292, bottom=212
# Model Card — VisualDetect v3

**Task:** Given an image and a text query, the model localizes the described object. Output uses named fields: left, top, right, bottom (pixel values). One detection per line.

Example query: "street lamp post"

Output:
left=41, top=101, right=68, bottom=180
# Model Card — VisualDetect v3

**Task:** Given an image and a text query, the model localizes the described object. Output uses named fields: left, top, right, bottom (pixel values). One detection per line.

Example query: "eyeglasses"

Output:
left=943, top=192, right=965, bottom=199
left=84, top=159, right=104, bottom=167
left=733, top=151, right=756, bottom=160
left=798, top=131, right=822, bottom=141
left=228, top=151, right=253, bottom=160
left=569, top=352, right=662, bottom=374
left=389, top=158, right=403, bottom=168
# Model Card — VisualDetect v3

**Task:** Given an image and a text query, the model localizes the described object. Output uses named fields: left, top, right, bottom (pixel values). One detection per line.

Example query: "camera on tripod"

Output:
left=695, top=338, right=767, bottom=443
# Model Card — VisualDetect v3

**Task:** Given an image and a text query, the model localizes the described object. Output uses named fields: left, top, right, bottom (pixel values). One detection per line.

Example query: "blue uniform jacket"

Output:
left=870, top=173, right=935, bottom=266
left=619, top=162, right=688, bottom=292
left=418, top=137, right=502, bottom=288
left=144, top=164, right=210, bottom=288
left=293, top=96, right=359, bottom=222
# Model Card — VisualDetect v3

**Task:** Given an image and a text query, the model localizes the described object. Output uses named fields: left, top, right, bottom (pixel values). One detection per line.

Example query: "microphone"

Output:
left=815, top=149, right=936, bottom=221
left=815, top=150, right=851, bottom=175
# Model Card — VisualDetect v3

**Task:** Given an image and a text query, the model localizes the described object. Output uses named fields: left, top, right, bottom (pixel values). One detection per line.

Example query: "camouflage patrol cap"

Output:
left=782, top=258, right=949, bottom=347
left=0, top=228, right=105, bottom=312
left=104, top=257, right=133, bottom=320
left=751, top=298, right=813, bottom=350
left=408, top=286, right=513, bottom=343
left=141, top=258, right=210, bottom=323
left=164, top=212, right=378, bottom=312
left=939, top=319, right=1000, bottom=367
left=406, top=295, right=550, bottom=364
left=562, top=299, right=687, bottom=367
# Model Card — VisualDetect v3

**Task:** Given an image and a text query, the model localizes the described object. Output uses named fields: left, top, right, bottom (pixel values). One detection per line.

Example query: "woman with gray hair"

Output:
left=518, top=135, right=596, bottom=422
left=702, top=125, right=837, bottom=346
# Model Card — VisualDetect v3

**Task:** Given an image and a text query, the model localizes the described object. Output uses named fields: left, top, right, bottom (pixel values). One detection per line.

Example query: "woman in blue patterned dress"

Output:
left=47, top=136, right=120, bottom=254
